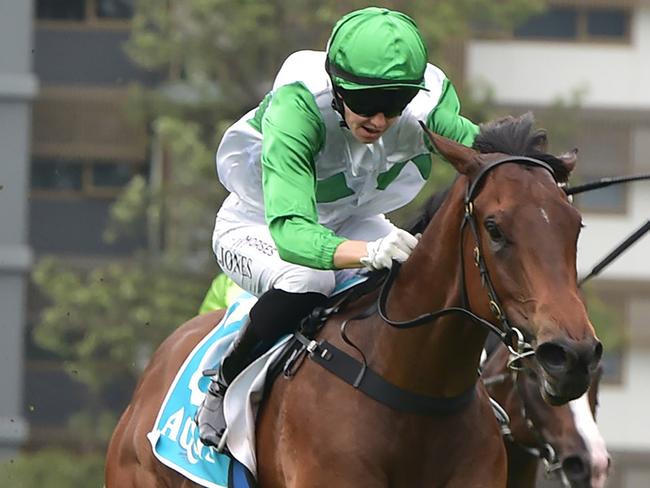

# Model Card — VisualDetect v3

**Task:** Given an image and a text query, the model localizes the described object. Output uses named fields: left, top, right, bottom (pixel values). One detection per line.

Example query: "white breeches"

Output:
left=212, top=214, right=396, bottom=297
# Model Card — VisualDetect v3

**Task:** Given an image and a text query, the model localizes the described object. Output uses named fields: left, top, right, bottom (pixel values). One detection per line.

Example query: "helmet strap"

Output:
left=325, top=59, right=349, bottom=128
left=331, top=90, right=348, bottom=128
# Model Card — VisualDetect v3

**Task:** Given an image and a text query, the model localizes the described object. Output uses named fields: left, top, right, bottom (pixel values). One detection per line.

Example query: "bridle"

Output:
left=483, top=364, right=565, bottom=480
left=289, top=154, right=566, bottom=416
left=379, top=155, right=558, bottom=362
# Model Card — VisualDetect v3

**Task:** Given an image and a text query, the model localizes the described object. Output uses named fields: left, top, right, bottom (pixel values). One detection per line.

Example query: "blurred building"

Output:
left=22, top=0, right=154, bottom=450
left=465, top=0, right=650, bottom=486
left=0, top=0, right=35, bottom=459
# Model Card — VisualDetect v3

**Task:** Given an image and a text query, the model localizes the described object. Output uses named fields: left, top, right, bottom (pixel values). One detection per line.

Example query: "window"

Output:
left=513, top=6, right=630, bottom=42
left=37, top=0, right=85, bottom=20
left=31, top=158, right=145, bottom=198
left=36, top=0, right=134, bottom=23
left=515, top=7, right=578, bottom=40
left=31, top=160, right=83, bottom=192
left=574, top=123, right=630, bottom=214
left=587, top=9, right=628, bottom=38
left=92, top=162, right=135, bottom=189
left=96, top=0, right=135, bottom=20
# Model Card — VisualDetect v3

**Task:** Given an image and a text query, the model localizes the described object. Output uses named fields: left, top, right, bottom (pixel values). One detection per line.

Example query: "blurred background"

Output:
left=0, top=0, right=648, bottom=486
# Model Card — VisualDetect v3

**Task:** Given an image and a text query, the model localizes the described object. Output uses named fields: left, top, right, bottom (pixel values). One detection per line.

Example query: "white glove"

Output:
left=360, top=229, right=419, bottom=270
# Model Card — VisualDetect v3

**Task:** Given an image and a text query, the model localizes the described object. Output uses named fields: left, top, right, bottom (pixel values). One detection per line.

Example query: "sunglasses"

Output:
left=338, top=87, right=419, bottom=118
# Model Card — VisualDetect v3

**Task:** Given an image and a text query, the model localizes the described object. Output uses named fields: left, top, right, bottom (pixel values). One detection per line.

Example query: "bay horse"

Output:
left=482, top=342, right=610, bottom=488
left=106, top=114, right=602, bottom=487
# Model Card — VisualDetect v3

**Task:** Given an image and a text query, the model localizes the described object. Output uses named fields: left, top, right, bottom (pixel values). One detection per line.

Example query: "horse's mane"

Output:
left=473, top=112, right=571, bottom=183
left=409, top=112, right=570, bottom=234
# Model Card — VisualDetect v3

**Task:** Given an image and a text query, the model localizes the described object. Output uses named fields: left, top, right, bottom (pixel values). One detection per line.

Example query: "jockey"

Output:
left=196, top=6, right=479, bottom=447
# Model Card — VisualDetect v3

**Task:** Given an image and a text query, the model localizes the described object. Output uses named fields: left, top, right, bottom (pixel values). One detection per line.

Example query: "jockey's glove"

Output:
left=360, top=229, right=419, bottom=270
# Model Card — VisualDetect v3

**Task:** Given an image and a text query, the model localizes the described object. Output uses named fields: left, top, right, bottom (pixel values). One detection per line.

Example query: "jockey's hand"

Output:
left=360, top=229, right=419, bottom=270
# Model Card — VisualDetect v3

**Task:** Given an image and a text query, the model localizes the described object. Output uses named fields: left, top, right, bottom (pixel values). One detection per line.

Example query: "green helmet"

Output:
left=326, top=7, right=429, bottom=91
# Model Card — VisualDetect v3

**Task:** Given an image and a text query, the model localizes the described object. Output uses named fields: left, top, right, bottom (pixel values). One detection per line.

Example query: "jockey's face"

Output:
left=343, top=103, right=399, bottom=143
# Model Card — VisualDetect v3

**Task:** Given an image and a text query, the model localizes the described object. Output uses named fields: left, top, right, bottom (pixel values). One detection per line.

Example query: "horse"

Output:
left=105, top=113, right=602, bottom=487
left=482, top=342, right=610, bottom=488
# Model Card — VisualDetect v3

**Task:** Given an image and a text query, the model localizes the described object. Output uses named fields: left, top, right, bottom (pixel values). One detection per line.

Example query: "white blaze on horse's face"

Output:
left=569, top=394, right=610, bottom=488
left=539, top=207, right=551, bottom=224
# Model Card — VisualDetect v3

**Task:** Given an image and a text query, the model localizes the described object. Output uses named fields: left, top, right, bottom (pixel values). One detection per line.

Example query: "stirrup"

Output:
left=195, top=376, right=229, bottom=450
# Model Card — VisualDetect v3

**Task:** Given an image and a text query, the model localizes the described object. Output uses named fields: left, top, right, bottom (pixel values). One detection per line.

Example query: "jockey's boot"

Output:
left=196, top=288, right=327, bottom=449
left=196, top=319, right=261, bottom=449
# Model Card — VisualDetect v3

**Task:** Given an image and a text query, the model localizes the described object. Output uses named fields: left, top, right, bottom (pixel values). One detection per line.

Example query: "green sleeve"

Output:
left=426, top=79, right=479, bottom=148
left=260, top=82, right=346, bottom=270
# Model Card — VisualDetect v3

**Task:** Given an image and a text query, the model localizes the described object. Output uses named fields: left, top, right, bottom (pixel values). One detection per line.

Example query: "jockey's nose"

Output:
left=368, top=112, right=388, bottom=128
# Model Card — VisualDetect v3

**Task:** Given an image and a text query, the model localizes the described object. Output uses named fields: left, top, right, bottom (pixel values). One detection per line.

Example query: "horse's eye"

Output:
left=484, top=218, right=504, bottom=243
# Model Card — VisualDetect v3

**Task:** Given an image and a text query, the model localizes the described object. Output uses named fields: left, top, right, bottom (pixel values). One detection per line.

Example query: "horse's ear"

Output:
left=419, top=121, right=480, bottom=175
left=557, top=148, right=578, bottom=174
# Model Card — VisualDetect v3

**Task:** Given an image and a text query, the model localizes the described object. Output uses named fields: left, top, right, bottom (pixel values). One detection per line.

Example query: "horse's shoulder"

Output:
left=161, top=309, right=226, bottom=353
left=139, top=309, right=227, bottom=385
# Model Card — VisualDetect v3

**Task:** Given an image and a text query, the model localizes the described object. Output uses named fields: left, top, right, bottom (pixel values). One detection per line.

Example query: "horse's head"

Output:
left=483, top=345, right=610, bottom=488
left=483, top=347, right=610, bottom=488
left=421, top=114, right=602, bottom=405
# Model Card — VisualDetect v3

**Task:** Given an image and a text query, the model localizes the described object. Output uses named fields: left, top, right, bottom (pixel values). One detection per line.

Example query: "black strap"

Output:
left=325, top=57, right=424, bottom=87
left=565, top=173, right=650, bottom=196
left=306, top=339, right=476, bottom=416
left=300, top=270, right=388, bottom=336
left=377, top=261, right=506, bottom=338
left=579, top=219, right=650, bottom=285
left=465, top=156, right=556, bottom=202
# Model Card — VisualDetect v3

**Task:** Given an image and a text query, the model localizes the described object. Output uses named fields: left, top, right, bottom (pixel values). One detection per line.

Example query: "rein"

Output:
left=288, top=156, right=560, bottom=415
left=564, top=173, right=650, bottom=196
left=482, top=366, right=564, bottom=478
left=379, top=156, right=553, bottom=359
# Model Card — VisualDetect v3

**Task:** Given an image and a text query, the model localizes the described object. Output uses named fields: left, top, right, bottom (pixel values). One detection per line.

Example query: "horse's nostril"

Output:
left=562, top=455, right=588, bottom=480
left=593, top=341, right=604, bottom=365
left=536, top=342, right=569, bottom=372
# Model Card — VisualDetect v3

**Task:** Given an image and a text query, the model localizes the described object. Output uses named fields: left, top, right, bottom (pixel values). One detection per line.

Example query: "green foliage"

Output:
left=32, top=256, right=211, bottom=392
left=0, top=449, right=104, bottom=488
left=583, top=288, right=628, bottom=352
left=104, top=175, right=150, bottom=244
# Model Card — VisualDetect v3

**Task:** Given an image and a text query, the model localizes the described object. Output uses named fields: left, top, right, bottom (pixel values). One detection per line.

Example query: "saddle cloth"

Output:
left=147, top=272, right=367, bottom=487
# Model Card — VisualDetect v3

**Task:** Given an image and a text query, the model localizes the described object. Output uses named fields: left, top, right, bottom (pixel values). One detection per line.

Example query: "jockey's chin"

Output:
left=344, top=107, right=398, bottom=143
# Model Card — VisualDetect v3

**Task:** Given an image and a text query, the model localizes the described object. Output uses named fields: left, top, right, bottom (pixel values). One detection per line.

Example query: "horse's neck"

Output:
left=370, top=181, right=488, bottom=397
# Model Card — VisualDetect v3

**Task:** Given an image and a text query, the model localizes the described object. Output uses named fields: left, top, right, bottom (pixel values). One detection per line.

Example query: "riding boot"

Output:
left=196, top=318, right=263, bottom=449
left=196, top=288, right=327, bottom=449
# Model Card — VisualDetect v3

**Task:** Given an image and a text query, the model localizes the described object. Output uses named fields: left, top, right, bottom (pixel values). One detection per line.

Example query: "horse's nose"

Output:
left=536, top=337, right=603, bottom=375
left=562, top=454, right=590, bottom=485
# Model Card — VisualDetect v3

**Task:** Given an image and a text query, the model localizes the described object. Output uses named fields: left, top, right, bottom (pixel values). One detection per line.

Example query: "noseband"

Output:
left=379, top=156, right=558, bottom=360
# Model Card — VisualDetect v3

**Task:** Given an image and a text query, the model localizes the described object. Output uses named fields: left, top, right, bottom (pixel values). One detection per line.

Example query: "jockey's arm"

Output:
left=424, top=79, right=479, bottom=149
left=261, top=83, right=348, bottom=270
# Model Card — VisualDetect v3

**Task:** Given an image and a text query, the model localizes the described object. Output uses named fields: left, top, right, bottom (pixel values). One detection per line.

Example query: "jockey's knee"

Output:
left=274, top=268, right=336, bottom=297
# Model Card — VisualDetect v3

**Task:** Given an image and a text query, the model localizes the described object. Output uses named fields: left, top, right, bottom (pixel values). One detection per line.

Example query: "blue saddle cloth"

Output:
left=147, top=293, right=258, bottom=488
left=147, top=274, right=367, bottom=487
